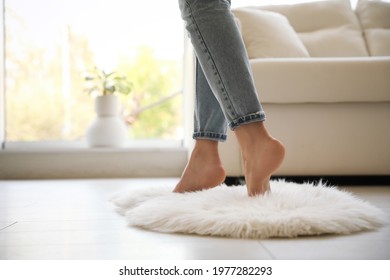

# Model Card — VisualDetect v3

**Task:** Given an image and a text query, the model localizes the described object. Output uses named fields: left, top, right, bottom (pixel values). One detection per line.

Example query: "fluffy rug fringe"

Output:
left=110, top=180, right=387, bottom=239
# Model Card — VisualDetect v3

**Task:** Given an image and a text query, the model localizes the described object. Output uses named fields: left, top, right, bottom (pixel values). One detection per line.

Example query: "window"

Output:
left=3, top=0, right=185, bottom=146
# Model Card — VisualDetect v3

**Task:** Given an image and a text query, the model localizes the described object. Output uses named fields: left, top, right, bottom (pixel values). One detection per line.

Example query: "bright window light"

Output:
left=5, top=0, right=184, bottom=142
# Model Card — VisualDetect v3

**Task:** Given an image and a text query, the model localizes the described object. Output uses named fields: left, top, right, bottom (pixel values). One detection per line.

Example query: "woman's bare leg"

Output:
left=173, top=140, right=226, bottom=193
left=235, top=121, right=285, bottom=196
left=174, top=122, right=284, bottom=196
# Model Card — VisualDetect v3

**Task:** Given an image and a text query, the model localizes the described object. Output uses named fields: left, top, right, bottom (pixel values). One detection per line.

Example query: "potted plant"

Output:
left=84, top=67, right=132, bottom=148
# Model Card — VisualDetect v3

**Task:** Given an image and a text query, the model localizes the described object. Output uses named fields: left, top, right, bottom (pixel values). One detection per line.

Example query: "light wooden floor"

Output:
left=0, top=178, right=389, bottom=260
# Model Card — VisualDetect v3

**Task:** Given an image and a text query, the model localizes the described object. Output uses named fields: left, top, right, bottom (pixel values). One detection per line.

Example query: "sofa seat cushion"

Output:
left=356, top=0, right=390, bottom=56
left=250, top=57, right=390, bottom=104
left=249, top=0, right=369, bottom=57
left=232, top=9, right=309, bottom=59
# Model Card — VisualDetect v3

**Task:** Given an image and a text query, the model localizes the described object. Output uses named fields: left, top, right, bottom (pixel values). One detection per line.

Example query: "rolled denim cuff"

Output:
left=229, top=111, right=266, bottom=130
left=193, top=131, right=227, bottom=142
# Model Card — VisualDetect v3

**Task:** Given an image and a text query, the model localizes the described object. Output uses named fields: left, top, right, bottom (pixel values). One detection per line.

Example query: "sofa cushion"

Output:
left=250, top=57, right=390, bottom=104
left=232, top=9, right=309, bottom=59
left=356, top=0, right=390, bottom=56
left=251, top=1, right=369, bottom=57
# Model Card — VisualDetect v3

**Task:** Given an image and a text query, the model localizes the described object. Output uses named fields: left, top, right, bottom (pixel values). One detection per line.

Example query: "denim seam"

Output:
left=193, top=131, right=227, bottom=142
left=185, top=1, right=238, bottom=120
left=229, top=111, right=266, bottom=130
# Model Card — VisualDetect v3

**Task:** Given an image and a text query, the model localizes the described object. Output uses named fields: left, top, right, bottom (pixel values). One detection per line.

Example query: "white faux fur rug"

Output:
left=110, top=180, right=387, bottom=239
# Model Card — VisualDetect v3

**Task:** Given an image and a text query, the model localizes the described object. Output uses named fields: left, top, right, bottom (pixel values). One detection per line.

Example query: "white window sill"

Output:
left=0, top=140, right=188, bottom=180
left=3, top=139, right=183, bottom=151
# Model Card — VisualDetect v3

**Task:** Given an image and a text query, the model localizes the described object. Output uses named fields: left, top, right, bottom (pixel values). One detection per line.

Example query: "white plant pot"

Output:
left=86, top=95, right=128, bottom=147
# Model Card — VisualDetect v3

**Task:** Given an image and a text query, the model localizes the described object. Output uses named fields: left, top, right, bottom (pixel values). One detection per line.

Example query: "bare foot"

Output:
left=173, top=140, right=226, bottom=193
left=235, top=122, right=285, bottom=196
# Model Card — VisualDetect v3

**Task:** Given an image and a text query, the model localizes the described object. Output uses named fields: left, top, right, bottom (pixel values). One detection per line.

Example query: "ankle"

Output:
left=235, top=121, right=270, bottom=140
left=194, top=139, right=218, bottom=150
left=192, top=139, right=220, bottom=158
left=235, top=122, right=271, bottom=154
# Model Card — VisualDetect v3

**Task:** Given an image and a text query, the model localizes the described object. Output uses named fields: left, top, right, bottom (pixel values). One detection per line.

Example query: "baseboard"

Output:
left=224, top=175, right=390, bottom=186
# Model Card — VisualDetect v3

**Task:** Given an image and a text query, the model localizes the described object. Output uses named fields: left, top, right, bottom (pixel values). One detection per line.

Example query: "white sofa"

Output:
left=218, top=0, right=390, bottom=177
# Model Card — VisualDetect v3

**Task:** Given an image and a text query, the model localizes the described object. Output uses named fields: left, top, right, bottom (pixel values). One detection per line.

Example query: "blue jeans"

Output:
left=179, top=0, right=266, bottom=142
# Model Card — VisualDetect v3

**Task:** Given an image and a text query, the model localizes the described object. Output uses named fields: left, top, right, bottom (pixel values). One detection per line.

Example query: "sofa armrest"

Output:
left=250, top=57, right=390, bottom=103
